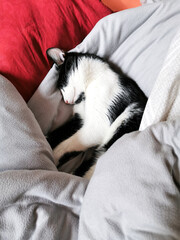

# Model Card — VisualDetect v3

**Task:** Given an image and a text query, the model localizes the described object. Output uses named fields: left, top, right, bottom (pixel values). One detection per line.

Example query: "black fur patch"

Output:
left=73, top=147, right=99, bottom=177
left=57, top=55, right=78, bottom=89
left=56, top=52, right=100, bottom=90
left=75, top=92, right=85, bottom=104
left=57, top=151, right=82, bottom=169
left=105, top=107, right=143, bottom=150
left=47, top=113, right=83, bottom=149
left=107, top=76, right=147, bottom=124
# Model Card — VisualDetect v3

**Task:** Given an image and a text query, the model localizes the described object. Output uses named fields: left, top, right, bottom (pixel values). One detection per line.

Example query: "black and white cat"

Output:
left=47, top=48, right=147, bottom=178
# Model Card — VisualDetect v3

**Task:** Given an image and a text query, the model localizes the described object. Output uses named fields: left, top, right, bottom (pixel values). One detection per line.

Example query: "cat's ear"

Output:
left=46, top=48, right=66, bottom=66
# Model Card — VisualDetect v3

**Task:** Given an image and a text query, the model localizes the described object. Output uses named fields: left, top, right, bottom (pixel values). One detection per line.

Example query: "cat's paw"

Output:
left=53, top=142, right=68, bottom=165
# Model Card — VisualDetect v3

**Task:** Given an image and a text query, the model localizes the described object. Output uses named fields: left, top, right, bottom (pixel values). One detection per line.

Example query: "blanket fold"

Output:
left=140, top=30, right=180, bottom=130
left=0, top=75, right=88, bottom=240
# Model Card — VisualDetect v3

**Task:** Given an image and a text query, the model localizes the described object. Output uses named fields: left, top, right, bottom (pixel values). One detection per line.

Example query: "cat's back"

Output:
left=84, top=58, right=122, bottom=103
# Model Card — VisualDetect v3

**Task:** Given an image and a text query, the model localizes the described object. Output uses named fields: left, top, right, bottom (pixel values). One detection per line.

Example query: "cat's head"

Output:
left=47, top=48, right=86, bottom=105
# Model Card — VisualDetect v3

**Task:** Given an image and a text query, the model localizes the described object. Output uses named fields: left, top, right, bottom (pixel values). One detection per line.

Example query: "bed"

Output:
left=0, top=0, right=180, bottom=239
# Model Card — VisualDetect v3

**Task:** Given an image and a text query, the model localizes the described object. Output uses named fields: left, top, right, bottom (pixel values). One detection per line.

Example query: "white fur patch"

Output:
left=53, top=57, right=123, bottom=163
left=53, top=56, right=141, bottom=178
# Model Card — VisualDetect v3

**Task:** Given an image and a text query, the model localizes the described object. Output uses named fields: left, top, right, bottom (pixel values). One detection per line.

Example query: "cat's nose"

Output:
left=65, top=100, right=74, bottom=104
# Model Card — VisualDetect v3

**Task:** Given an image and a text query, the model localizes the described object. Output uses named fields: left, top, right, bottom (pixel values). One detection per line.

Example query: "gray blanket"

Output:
left=0, top=76, right=88, bottom=240
left=1, top=0, right=180, bottom=239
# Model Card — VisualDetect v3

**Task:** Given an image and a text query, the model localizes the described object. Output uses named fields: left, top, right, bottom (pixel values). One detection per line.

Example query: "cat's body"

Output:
left=47, top=48, right=147, bottom=178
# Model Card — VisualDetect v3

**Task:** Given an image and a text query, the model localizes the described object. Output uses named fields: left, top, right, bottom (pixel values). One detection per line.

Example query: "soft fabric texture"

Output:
left=0, top=75, right=55, bottom=172
left=73, top=0, right=180, bottom=98
left=141, top=0, right=162, bottom=4
left=1, top=0, right=180, bottom=239
left=78, top=28, right=180, bottom=240
left=0, top=0, right=111, bottom=101
left=140, top=30, right=180, bottom=130
left=28, top=64, right=73, bottom=135
left=79, top=119, right=180, bottom=240
left=0, top=75, right=88, bottom=240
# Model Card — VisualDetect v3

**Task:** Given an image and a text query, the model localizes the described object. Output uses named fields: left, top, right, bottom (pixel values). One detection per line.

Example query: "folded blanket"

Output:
left=140, top=30, right=180, bottom=130
left=79, top=119, right=180, bottom=240
left=0, top=75, right=88, bottom=240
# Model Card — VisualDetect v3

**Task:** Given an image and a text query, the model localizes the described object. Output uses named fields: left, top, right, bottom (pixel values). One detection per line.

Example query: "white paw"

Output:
left=53, top=142, right=67, bottom=165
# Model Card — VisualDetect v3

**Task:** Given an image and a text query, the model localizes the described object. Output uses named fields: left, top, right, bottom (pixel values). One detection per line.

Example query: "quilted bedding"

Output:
left=0, top=0, right=180, bottom=239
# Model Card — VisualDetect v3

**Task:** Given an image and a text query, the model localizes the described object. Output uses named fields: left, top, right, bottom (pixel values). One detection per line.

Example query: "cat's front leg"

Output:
left=53, top=134, right=85, bottom=165
left=53, top=125, right=101, bottom=165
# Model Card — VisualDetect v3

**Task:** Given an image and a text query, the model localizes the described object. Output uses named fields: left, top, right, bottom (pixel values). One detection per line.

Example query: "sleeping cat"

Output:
left=46, top=48, right=147, bottom=178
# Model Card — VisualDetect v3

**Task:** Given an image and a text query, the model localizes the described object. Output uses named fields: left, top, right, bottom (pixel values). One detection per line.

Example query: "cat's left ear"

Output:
left=46, top=48, right=66, bottom=66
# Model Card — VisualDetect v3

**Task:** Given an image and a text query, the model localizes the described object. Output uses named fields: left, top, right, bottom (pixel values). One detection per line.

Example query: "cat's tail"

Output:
left=99, top=103, right=142, bottom=150
left=82, top=104, right=140, bottom=179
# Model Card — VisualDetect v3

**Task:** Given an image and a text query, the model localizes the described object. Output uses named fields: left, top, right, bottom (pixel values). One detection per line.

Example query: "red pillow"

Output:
left=0, top=0, right=111, bottom=101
